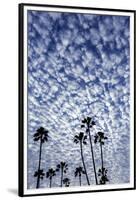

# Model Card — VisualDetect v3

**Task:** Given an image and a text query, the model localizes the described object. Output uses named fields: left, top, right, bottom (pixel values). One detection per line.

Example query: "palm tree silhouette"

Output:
left=34, top=169, right=45, bottom=184
left=56, top=162, right=68, bottom=187
left=98, top=168, right=109, bottom=184
left=74, top=166, right=85, bottom=186
left=74, top=132, right=90, bottom=185
left=94, top=131, right=109, bottom=184
left=81, top=117, right=98, bottom=185
left=46, top=168, right=56, bottom=188
left=63, top=178, right=70, bottom=187
left=33, top=127, right=49, bottom=188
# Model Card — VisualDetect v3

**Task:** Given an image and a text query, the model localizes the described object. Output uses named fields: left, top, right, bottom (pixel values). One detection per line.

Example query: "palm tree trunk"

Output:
left=36, top=138, right=43, bottom=188
left=79, top=175, right=81, bottom=186
left=100, top=143, right=104, bottom=172
left=88, top=128, right=98, bottom=185
left=50, top=178, right=52, bottom=188
left=80, top=141, right=90, bottom=185
left=61, top=168, right=63, bottom=187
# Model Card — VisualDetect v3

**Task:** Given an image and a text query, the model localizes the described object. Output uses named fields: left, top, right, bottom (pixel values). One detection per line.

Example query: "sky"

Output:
left=27, top=9, right=130, bottom=189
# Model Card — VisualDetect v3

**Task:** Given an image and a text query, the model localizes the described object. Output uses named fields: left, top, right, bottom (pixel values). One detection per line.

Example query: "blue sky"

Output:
left=27, top=10, right=130, bottom=189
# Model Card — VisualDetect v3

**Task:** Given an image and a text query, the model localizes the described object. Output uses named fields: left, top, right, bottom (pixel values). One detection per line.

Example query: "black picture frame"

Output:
left=19, top=3, right=136, bottom=197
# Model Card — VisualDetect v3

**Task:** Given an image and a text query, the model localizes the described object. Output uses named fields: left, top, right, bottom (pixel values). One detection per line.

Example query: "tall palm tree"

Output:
left=56, top=162, right=68, bottom=187
left=74, top=132, right=90, bottom=185
left=81, top=117, right=98, bottom=185
left=46, top=168, right=56, bottom=188
left=63, top=178, right=70, bottom=187
left=33, top=127, right=49, bottom=188
left=94, top=131, right=109, bottom=184
left=74, top=166, right=85, bottom=186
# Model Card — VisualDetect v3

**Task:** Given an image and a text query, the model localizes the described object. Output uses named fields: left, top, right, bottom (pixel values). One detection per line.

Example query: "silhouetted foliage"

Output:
left=33, top=127, right=49, bottom=143
left=98, top=168, right=109, bottom=184
left=94, top=131, right=109, bottom=184
left=94, top=132, right=108, bottom=145
left=81, top=117, right=98, bottom=185
left=32, top=118, right=110, bottom=188
left=75, top=166, right=85, bottom=186
left=33, top=127, right=49, bottom=188
left=63, top=178, right=70, bottom=187
left=74, top=132, right=88, bottom=145
left=46, top=168, right=56, bottom=188
left=74, top=132, right=90, bottom=185
left=56, top=162, right=68, bottom=187
left=34, top=169, right=45, bottom=180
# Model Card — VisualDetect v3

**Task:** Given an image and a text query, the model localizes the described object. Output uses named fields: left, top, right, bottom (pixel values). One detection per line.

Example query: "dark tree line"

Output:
left=33, top=117, right=109, bottom=188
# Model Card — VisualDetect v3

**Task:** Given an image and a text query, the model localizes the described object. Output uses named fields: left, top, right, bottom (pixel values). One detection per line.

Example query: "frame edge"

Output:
left=18, top=3, right=24, bottom=197
left=19, top=3, right=136, bottom=13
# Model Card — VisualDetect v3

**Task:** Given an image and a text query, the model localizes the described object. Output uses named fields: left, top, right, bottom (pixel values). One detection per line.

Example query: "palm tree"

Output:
left=74, top=166, right=85, bottom=186
left=63, top=178, right=70, bottom=187
left=46, top=168, right=56, bottom=188
left=33, top=127, right=49, bottom=188
left=81, top=117, right=98, bottom=185
left=74, top=132, right=90, bottom=185
left=56, top=162, right=68, bottom=187
left=98, top=168, right=109, bottom=184
left=94, top=131, right=109, bottom=184
left=34, top=169, right=45, bottom=184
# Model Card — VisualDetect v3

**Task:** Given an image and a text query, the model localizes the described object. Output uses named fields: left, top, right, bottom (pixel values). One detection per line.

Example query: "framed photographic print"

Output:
left=18, top=3, right=136, bottom=197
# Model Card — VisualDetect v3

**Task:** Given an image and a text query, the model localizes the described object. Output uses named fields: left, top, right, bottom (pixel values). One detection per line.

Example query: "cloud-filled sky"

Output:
left=27, top=10, right=130, bottom=189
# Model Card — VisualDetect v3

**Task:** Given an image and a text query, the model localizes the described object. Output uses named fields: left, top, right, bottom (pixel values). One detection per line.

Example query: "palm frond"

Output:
left=91, top=121, right=96, bottom=126
left=83, top=141, right=87, bottom=145
left=73, top=138, right=78, bottom=144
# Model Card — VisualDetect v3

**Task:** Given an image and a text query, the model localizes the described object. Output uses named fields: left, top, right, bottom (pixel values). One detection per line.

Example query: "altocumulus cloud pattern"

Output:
left=27, top=10, right=130, bottom=189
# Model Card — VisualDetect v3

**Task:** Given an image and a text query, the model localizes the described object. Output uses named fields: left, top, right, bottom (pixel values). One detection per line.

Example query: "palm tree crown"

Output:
left=94, top=131, right=108, bottom=145
left=98, top=168, right=109, bottom=184
left=33, top=127, right=49, bottom=143
left=81, top=117, right=96, bottom=129
left=75, top=166, right=85, bottom=177
left=34, top=169, right=45, bottom=180
left=74, top=132, right=87, bottom=145
left=63, top=178, right=70, bottom=187
left=46, top=168, right=56, bottom=179
left=56, top=162, right=68, bottom=173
